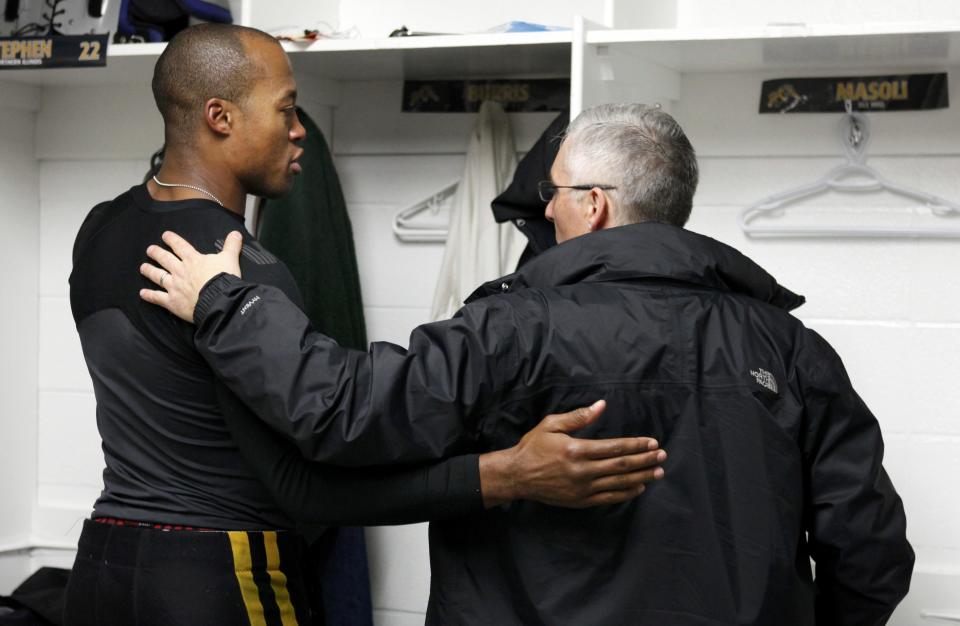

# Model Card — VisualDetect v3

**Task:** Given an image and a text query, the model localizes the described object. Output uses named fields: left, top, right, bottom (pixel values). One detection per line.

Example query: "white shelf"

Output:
left=0, top=32, right=572, bottom=87
left=285, top=30, right=573, bottom=51
left=284, top=31, right=572, bottom=80
left=585, top=22, right=960, bottom=73
left=2, top=23, right=957, bottom=89
left=569, top=19, right=960, bottom=117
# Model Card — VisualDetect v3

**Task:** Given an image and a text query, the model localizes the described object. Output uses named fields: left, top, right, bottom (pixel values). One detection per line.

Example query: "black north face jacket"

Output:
left=194, top=222, right=913, bottom=625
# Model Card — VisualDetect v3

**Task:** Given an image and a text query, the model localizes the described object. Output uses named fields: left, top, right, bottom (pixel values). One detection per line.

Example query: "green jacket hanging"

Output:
left=259, top=108, right=367, bottom=351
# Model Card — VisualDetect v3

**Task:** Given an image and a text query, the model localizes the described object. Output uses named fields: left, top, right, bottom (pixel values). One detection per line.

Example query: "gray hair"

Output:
left=562, top=103, right=698, bottom=227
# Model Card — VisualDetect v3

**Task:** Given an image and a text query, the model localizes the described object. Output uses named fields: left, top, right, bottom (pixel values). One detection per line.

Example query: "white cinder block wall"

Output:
left=2, top=2, right=960, bottom=625
left=0, top=83, right=40, bottom=595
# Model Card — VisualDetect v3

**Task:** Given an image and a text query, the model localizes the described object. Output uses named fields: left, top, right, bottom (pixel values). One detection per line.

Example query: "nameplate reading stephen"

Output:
left=0, top=34, right=108, bottom=70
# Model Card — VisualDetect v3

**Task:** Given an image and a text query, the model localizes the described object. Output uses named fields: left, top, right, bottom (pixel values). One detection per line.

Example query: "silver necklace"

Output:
left=152, top=175, right=224, bottom=207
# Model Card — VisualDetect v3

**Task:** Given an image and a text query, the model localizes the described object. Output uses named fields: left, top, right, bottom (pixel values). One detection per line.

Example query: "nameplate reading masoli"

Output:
left=0, top=34, right=108, bottom=70
left=760, top=73, right=948, bottom=113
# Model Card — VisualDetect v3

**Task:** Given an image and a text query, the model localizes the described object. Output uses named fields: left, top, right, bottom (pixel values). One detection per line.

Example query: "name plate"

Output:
left=0, top=34, right=108, bottom=70
left=760, top=73, right=948, bottom=113
left=402, top=79, right=569, bottom=112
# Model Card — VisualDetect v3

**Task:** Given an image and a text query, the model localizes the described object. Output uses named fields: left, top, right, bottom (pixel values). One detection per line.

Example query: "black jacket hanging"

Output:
left=490, top=110, right=568, bottom=268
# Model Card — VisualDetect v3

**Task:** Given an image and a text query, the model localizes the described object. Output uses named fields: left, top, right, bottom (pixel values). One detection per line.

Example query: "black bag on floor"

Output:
left=0, top=567, right=70, bottom=626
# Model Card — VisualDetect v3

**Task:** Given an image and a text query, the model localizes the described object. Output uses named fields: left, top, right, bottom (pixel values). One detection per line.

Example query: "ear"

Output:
left=584, top=187, right=612, bottom=232
left=203, top=98, right=235, bottom=137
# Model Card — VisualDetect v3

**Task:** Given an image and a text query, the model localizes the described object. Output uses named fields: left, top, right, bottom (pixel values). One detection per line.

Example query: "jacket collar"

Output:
left=466, top=222, right=805, bottom=311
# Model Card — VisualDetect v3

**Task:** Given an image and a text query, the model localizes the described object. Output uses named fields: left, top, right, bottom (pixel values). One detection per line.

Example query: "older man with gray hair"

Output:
left=141, top=103, right=913, bottom=625
left=541, top=103, right=699, bottom=241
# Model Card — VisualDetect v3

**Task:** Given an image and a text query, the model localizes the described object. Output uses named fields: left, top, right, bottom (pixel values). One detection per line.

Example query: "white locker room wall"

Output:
left=0, top=84, right=41, bottom=596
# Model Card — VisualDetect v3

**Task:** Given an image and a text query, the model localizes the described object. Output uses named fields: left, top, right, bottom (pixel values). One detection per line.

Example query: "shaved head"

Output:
left=152, top=23, right=280, bottom=146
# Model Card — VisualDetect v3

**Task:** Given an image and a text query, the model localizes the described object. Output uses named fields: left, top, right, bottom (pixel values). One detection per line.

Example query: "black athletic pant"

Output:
left=63, top=519, right=313, bottom=626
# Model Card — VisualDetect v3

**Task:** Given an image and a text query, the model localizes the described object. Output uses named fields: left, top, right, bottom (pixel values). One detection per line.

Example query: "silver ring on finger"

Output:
left=160, top=271, right=168, bottom=287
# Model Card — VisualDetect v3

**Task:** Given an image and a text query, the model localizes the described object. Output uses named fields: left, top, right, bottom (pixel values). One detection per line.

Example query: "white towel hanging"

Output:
left=429, top=101, right=527, bottom=321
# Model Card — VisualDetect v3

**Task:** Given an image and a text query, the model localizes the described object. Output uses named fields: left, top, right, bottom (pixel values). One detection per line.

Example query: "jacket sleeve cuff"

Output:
left=427, top=453, right=485, bottom=518
left=194, top=272, right=238, bottom=326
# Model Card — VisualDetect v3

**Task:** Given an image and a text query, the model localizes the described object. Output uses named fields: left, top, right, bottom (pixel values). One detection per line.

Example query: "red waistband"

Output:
left=93, top=517, right=216, bottom=532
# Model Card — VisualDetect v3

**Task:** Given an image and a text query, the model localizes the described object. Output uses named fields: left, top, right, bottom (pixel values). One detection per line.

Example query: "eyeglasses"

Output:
left=537, top=180, right=617, bottom=203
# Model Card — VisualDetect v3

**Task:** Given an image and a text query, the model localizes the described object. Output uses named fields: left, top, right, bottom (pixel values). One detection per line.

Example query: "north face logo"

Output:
left=750, top=368, right=778, bottom=393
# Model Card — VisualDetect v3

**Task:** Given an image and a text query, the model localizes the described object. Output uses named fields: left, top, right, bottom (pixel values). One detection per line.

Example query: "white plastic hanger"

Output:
left=739, top=101, right=960, bottom=238
left=920, top=609, right=960, bottom=622
left=392, top=179, right=459, bottom=243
